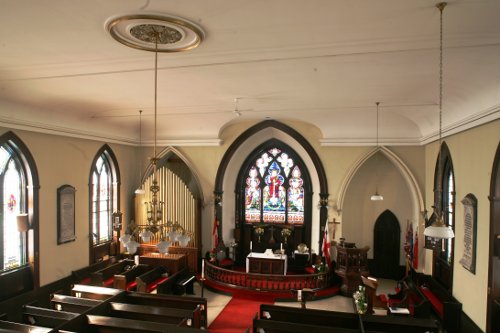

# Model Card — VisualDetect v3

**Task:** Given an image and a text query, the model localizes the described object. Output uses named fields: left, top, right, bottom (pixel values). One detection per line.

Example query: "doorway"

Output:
left=372, top=210, right=401, bottom=279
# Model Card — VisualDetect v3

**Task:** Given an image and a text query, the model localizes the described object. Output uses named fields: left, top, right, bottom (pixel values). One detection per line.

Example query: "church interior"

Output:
left=0, top=1, right=499, bottom=332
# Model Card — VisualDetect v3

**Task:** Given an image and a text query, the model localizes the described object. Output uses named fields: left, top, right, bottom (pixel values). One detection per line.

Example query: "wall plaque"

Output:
left=57, top=184, right=76, bottom=244
left=459, top=193, right=477, bottom=274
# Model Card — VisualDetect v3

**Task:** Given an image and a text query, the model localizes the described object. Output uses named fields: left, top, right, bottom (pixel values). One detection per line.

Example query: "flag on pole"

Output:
left=413, top=226, right=419, bottom=269
left=212, top=217, right=219, bottom=248
left=322, top=221, right=332, bottom=269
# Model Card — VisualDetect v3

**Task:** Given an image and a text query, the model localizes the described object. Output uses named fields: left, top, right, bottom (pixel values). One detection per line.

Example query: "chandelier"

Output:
left=108, top=14, right=204, bottom=254
left=424, top=3, right=454, bottom=240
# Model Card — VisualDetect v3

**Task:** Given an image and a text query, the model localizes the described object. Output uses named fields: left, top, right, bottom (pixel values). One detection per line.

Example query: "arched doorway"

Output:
left=372, top=210, right=401, bottom=279
left=487, top=141, right=500, bottom=333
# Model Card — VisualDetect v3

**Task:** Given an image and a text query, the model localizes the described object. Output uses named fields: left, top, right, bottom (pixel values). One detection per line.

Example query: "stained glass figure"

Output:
left=287, top=166, right=304, bottom=223
left=245, top=167, right=261, bottom=222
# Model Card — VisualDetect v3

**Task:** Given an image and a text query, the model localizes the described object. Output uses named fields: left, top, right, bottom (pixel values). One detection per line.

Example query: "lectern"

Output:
left=334, top=244, right=370, bottom=295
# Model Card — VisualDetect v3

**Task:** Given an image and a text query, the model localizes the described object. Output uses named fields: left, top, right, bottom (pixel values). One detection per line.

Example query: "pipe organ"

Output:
left=135, top=166, right=198, bottom=248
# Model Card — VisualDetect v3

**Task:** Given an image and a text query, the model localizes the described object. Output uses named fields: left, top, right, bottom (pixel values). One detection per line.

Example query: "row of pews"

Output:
left=0, top=284, right=208, bottom=332
left=253, top=304, right=439, bottom=333
left=73, top=258, right=195, bottom=295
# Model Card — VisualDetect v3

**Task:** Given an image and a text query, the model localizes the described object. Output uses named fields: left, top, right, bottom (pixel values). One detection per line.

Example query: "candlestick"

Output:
left=201, top=259, right=205, bottom=279
left=250, top=241, right=253, bottom=252
left=280, top=243, right=283, bottom=251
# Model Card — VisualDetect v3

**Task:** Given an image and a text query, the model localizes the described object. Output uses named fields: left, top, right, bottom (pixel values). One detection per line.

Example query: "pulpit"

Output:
left=335, top=243, right=370, bottom=295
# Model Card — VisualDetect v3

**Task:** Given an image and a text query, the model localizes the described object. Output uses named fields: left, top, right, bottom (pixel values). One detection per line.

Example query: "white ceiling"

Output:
left=0, top=0, right=499, bottom=146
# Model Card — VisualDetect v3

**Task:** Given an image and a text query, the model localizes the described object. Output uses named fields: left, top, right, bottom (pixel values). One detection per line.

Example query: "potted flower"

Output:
left=281, top=227, right=292, bottom=244
left=254, top=227, right=265, bottom=242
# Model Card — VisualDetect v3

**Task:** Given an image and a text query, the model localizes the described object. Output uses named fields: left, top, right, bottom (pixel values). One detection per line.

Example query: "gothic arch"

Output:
left=337, top=146, right=424, bottom=222
left=214, top=120, right=328, bottom=252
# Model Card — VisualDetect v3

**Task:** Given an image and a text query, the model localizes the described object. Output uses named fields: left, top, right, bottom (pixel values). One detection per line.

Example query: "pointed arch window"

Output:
left=0, top=132, right=39, bottom=284
left=240, top=144, right=310, bottom=225
left=90, top=147, right=120, bottom=246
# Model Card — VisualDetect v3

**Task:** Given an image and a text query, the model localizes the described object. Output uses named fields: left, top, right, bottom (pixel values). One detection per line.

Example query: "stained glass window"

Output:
left=243, top=146, right=306, bottom=225
left=0, top=147, right=26, bottom=270
left=90, top=148, right=118, bottom=245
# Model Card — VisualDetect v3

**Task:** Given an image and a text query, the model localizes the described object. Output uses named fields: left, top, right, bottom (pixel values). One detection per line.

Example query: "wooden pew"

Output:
left=120, top=292, right=207, bottom=328
left=0, top=319, right=54, bottom=332
left=361, top=314, right=439, bottom=333
left=259, top=304, right=359, bottom=330
left=71, top=284, right=123, bottom=301
left=90, top=260, right=134, bottom=287
left=135, top=266, right=169, bottom=293
left=109, top=302, right=202, bottom=328
left=113, top=264, right=150, bottom=291
left=155, top=268, right=193, bottom=295
left=22, top=305, right=78, bottom=328
left=84, top=314, right=207, bottom=332
left=50, top=294, right=103, bottom=314
left=252, top=314, right=368, bottom=333
left=72, top=257, right=117, bottom=285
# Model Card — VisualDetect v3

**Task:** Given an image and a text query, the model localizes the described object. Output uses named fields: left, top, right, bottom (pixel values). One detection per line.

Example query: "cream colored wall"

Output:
left=424, top=118, right=500, bottom=331
left=0, top=127, right=138, bottom=286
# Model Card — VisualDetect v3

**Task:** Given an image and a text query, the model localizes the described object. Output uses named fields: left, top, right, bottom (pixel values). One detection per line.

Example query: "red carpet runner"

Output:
left=208, top=294, right=274, bottom=333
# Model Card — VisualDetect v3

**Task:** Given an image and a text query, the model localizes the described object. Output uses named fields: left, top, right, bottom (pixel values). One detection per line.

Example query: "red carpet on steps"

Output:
left=208, top=294, right=274, bottom=333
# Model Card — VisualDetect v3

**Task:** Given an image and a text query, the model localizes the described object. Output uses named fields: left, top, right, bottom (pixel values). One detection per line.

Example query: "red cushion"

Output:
left=219, top=259, right=234, bottom=267
left=80, top=277, right=91, bottom=285
left=103, top=277, right=114, bottom=287
left=304, top=267, right=315, bottom=274
left=378, top=294, right=388, bottom=303
left=420, top=287, right=444, bottom=318
left=126, top=281, right=137, bottom=291
left=146, top=277, right=169, bottom=293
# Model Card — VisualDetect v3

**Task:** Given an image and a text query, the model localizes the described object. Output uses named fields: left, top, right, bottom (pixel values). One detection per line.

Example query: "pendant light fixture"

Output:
left=134, top=110, right=145, bottom=195
left=371, top=102, right=383, bottom=201
left=424, top=2, right=454, bottom=240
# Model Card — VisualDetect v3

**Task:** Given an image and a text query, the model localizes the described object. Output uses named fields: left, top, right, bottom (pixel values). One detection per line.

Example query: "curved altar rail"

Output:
left=204, top=261, right=331, bottom=292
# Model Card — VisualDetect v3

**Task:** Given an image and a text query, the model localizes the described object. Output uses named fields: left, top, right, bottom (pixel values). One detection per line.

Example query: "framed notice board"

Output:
left=57, top=184, right=76, bottom=244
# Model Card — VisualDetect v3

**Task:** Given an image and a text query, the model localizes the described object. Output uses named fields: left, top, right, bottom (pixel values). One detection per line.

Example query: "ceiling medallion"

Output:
left=106, top=14, right=204, bottom=52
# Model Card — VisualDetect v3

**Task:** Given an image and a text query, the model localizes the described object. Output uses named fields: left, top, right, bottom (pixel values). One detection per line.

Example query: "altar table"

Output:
left=246, top=252, right=287, bottom=275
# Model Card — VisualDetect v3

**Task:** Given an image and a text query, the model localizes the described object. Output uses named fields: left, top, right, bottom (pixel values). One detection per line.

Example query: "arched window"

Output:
left=432, top=142, right=455, bottom=289
left=0, top=132, right=39, bottom=285
left=236, top=140, right=312, bottom=251
left=89, top=146, right=120, bottom=251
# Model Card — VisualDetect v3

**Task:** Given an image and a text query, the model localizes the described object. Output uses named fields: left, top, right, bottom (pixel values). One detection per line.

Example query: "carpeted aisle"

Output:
left=208, top=294, right=274, bottom=333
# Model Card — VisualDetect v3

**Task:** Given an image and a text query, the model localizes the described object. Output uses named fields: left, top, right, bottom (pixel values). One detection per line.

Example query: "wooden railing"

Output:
left=204, top=261, right=331, bottom=292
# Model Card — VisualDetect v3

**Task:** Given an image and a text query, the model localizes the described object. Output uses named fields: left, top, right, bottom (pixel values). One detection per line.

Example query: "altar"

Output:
left=246, top=251, right=287, bottom=275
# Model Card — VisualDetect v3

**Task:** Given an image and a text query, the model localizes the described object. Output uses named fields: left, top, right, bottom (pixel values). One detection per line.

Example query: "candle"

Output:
left=250, top=241, right=253, bottom=252
left=298, top=289, right=302, bottom=301
left=201, top=259, right=205, bottom=279
left=280, top=243, right=283, bottom=251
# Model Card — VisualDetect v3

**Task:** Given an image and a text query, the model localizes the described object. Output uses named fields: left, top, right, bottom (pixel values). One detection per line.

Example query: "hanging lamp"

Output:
left=371, top=102, right=383, bottom=201
left=424, top=2, right=454, bottom=240
left=134, top=110, right=145, bottom=195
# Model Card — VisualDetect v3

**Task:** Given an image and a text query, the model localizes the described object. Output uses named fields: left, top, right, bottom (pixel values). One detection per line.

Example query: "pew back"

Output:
left=50, top=294, right=103, bottom=314
left=90, top=260, right=134, bottom=287
left=71, top=284, right=123, bottom=301
left=113, top=264, right=150, bottom=290
left=0, top=319, right=54, bottom=333
left=23, top=305, right=78, bottom=328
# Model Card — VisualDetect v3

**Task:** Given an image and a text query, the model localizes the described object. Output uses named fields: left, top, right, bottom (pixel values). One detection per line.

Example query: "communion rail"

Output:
left=204, top=261, right=331, bottom=292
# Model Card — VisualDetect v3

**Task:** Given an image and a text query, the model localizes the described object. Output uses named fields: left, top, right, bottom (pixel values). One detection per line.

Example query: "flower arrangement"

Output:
left=353, top=285, right=367, bottom=314
left=281, top=227, right=292, bottom=244
left=254, top=226, right=265, bottom=242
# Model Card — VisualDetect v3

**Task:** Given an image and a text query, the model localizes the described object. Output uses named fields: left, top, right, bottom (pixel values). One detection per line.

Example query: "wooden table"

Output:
left=246, top=252, right=287, bottom=275
left=139, top=253, right=187, bottom=275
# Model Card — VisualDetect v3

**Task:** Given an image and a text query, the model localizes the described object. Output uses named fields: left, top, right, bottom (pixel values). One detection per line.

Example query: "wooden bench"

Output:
left=84, top=314, right=206, bottom=333
left=0, top=319, right=54, bottom=332
left=90, top=260, right=134, bottom=287
left=135, top=266, right=169, bottom=293
left=71, top=284, right=123, bottom=301
left=109, top=302, right=202, bottom=328
left=252, top=314, right=369, bottom=333
left=121, top=292, right=207, bottom=328
left=22, top=305, right=78, bottom=328
left=260, top=304, right=360, bottom=329
left=417, top=274, right=462, bottom=333
left=174, top=272, right=196, bottom=295
left=113, top=264, right=150, bottom=291
left=50, top=294, right=103, bottom=313
left=72, top=257, right=117, bottom=285
left=361, top=313, right=439, bottom=333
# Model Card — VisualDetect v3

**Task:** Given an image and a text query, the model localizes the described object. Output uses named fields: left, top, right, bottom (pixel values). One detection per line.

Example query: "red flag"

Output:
left=322, top=221, right=331, bottom=269
left=413, top=227, right=419, bottom=269
left=212, top=217, right=219, bottom=248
